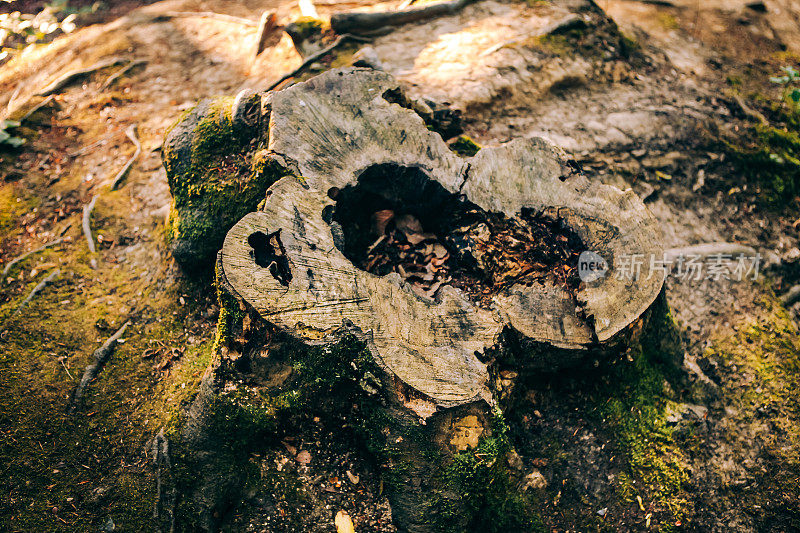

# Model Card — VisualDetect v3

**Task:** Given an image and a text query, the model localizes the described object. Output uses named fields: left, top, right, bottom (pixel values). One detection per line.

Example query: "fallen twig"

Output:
left=254, top=11, right=279, bottom=58
left=2, top=237, right=65, bottom=276
left=1, top=269, right=60, bottom=332
left=266, top=34, right=369, bottom=91
left=480, top=14, right=583, bottom=57
left=664, top=242, right=758, bottom=262
left=100, top=59, right=147, bottom=90
left=68, top=321, right=131, bottom=412
left=110, top=125, right=141, bottom=190
left=37, top=57, right=127, bottom=96
left=159, top=11, right=258, bottom=27
left=82, top=195, right=98, bottom=253
left=330, top=0, right=477, bottom=34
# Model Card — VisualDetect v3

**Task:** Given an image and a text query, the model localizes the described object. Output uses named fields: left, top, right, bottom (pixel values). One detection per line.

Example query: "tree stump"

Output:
left=213, top=68, right=665, bottom=531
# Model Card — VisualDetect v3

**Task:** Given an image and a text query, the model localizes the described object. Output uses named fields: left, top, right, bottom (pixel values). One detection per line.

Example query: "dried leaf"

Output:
left=335, top=510, right=355, bottom=533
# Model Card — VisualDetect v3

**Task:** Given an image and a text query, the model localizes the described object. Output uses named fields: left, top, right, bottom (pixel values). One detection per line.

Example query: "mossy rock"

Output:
left=162, top=92, right=287, bottom=272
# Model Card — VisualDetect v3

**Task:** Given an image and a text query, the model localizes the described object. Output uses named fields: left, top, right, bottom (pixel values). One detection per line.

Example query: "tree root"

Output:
left=2, top=237, right=65, bottom=276
left=82, top=195, right=98, bottom=254
left=111, top=125, right=141, bottom=190
left=152, top=428, right=176, bottom=533
left=68, top=321, right=131, bottom=413
left=330, top=0, right=478, bottom=34
left=100, top=59, right=147, bottom=90
left=36, top=57, right=127, bottom=97
left=157, top=11, right=258, bottom=27
left=266, top=34, right=370, bottom=91
left=1, top=268, right=60, bottom=333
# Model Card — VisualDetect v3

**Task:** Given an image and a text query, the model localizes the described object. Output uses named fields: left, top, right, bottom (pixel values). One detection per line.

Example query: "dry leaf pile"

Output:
left=353, top=204, right=581, bottom=307
left=142, top=345, right=184, bottom=375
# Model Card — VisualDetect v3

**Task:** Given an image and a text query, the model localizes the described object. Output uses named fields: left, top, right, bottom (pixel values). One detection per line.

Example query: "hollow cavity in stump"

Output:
left=331, top=164, right=584, bottom=308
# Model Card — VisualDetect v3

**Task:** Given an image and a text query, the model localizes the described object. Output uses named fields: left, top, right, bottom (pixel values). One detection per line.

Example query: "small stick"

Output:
left=2, top=237, right=64, bottom=276
left=82, top=195, right=99, bottom=253
left=254, top=11, right=278, bottom=59
left=37, top=57, right=127, bottom=97
left=68, top=321, right=131, bottom=412
left=110, top=125, right=142, bottom=190
left=100, top=59, right=147, bottom=90
left=330, top=0, right=478, bottom=34
left=1, top=269, right=60, bottom=332
left=159, top=11, right=258, bottom=27
left=60, top=358, right=75, bottom=380
left=266, top=34, right=368, bottom=91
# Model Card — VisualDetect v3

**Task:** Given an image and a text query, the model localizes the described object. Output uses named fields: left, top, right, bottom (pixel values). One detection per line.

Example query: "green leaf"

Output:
left=791, top=89, right=800, bottom=103
left=771, top=76, right=789, bottom=84
left=0, top=129, right=9, bottom=143
left=6, top=136, right=25, bottom=147
left=1, top=119, right=20, bottom=129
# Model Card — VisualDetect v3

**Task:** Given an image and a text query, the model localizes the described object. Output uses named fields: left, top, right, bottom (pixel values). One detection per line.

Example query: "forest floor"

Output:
left=1, top=0, right=800, bottom=531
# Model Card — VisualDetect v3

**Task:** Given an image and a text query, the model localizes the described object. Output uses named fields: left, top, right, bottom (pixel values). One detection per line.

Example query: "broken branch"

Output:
left=83, top=195, right=99, bottom=253
left=330, top=0, right=478, bottom=34
left=110, top=125, right=142, bottom=190
left=68, top=321, right=131, bottom=412
left=253, top=11, right=278, bottom=59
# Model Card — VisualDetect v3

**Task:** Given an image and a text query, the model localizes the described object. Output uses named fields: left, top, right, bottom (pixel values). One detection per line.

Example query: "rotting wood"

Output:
left=100, top=59, right=147, bottom=90
left=110, top=125, right=142, bottom=190
left=83, top=195, right=98, bottom=254
left=0, top=269, right=60, bottom=333
left=36, top=57, right=127, bottom=97
left=68, top=321, right=131, bottom=413
left=2, top=237, right=65, bottom=276
left=330, top=0, right=478, bottom=34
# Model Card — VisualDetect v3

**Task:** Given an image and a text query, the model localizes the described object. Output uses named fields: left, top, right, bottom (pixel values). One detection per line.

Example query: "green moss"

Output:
left=433, top=408, right=544, bottom=533
left=290, top=16, right=325, bottom=39
left=449, top=135, right=481, bottom=157
left=165, top=97, right=289, bottom=269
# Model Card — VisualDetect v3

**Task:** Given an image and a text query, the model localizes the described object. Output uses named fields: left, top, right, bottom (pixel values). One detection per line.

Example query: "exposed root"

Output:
left=152, top=428, right=176, bottom=533
left=110, top=125, right=141, bottom=190
left=19, top=95, right=56, bottom=123
left=68, top=321, right=131, bottom=413
left=0, top=269, right=60, bottom=333
left=100, top=59, right=147, bottom=91
left=82, top=195, right=98, bottom=254
left=36, top=57, right=127, bottom=97
left=2, top=237, right=65, bottom=276
left=330, top=0, right=479, bottom=34
left=157, top=11, right=258, bottom=27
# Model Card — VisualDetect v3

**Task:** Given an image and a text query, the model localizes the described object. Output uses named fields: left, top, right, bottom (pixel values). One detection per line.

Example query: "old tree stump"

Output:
left=162, top=68, right=669, bottom=532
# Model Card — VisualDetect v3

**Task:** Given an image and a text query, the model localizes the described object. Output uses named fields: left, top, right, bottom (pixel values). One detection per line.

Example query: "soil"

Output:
left=1, top=0, right=800, bottom=531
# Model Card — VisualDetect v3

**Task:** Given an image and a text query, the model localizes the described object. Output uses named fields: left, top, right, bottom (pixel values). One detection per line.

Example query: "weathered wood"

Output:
left=214, top=68, right=664, bottom=531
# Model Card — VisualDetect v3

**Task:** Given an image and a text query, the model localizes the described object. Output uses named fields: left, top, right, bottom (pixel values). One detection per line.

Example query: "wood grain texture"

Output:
left=222, top=68, right=664, bottom=412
